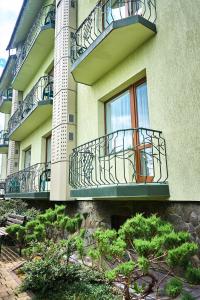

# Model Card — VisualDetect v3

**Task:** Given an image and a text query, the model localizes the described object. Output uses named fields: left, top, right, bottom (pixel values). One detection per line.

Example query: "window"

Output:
left=105, top=78, right=152, bottom=182
left=46, top=135, right=51, bottom=163
left=103, top=0, right=142, bottom=28
left=106, top=90, right=132, bottom=152
left=24, top=148, right=31, bottom=169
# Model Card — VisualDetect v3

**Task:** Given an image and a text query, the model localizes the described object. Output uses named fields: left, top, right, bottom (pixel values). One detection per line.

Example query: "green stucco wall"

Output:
left=23, top=49, right=54, bottom=97
left=76, top=0, right=200, bottom=201
left=19, top=117, right=52, bottom=169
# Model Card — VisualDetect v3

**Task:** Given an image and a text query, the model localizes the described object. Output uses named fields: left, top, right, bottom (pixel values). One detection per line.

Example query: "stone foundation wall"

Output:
left=67, top=201, right=200, bottom=244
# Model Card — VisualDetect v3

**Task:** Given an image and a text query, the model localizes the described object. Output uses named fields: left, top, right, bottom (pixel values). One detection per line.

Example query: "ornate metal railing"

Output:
left=0, top=130, right=9, bottom=146
left=8, top=75, right=53, bottom=135
left=5, top=163, right=51, bottom=194
left=0, top=88, right=13, bottom=105
left=0, top=179, right=6, bottom=196
left=14, top=4, right=55, bottom=76
left=69, top=128, right=168, bottom=189
left=71, top=0, right=156, bottom=63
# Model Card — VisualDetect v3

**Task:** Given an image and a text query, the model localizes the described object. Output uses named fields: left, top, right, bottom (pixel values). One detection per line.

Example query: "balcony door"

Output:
left=106, top=79, right=153, bottom=182
left=46, top=135, right=51, bottom=164
left=24, top=148, right=31, bottom=169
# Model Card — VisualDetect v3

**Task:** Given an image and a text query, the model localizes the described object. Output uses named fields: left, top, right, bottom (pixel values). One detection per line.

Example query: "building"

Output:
left=0, top=0, right=200, bottom=237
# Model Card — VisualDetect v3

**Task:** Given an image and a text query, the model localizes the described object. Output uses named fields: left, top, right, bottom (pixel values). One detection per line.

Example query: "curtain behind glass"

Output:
left=24, top=149, right=31, bottom=169
left=46, top=136, right=52, bottom=163
left=104, top=0, right=126, bottom=28
left=136, top=82, right=153, bottom=176
left=106, top=90, right=132, bottom=152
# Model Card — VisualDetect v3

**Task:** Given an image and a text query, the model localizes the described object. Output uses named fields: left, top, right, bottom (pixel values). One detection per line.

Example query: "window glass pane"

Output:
left=136, top=82, right=150, bottom=129
left=106, top=90, right=132, bottom=152
left=128, top=0, right=142, bottom=16
left=104, top=0, right=126, bottom=27
left=46, top=136, right=51, bottom=163
left=24, top=148, right=31, bottom=169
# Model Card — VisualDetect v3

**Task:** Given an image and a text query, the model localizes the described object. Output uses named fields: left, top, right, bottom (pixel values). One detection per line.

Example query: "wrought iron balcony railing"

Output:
left=8, top=75, right=53, bottom=135
left=5, top=163, right=51, bottom=194
left=0, top=88, right=13, bottom=104
left=0, top=130, right=9, bottom=146
left=0, top=179, right=6, bottom=189
left=69, top=128, right=168, bottom=189
left=14, top=4, right=55, bottom=76
left=71, top=0, right=156, bottom=63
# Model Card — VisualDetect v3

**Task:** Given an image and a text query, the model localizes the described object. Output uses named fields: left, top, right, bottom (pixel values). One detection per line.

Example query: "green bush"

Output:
left=181, top=292, right=195, bottom=300
left=83, top=214, right=198, bottom=300
left=6, top=205, right=83, bottom=256
left=21, top=258, right=81, bottom=293
left=0, top=199, right=39, bottom=225
left=185, top=266, right=200, bottom=284
left=33, top=282, right=121, bottom=300
left=164, top=278, right=183, bottom=298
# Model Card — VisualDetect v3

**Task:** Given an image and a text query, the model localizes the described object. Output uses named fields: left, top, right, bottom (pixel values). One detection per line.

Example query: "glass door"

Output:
left=133, top=81, right=153, bottom=182
left=106, top=78, right=152, bottom=182
left=46, top=135, right=52, bottom=163
left=24, top=148, right=31, bottom=169
left=106, top=90, right=132, bottom=153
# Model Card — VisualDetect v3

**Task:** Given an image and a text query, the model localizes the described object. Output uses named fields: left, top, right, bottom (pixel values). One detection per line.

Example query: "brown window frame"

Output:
left=105, top=77, right=153, bottom=183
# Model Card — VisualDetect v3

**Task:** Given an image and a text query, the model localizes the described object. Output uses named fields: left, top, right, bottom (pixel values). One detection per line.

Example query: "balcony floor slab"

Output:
left=9, top=100, right=52, bottom=141
left=12, top=24, right=55, bottom=91
left=0, top=99, right=12, bottom=114
left=5, top=191, right=50, bottom=200
left=70, top=183, right=170, bottom=200
left=0, top=145, right=8, bottom=154
left=72, top=15, right=156, bottom=85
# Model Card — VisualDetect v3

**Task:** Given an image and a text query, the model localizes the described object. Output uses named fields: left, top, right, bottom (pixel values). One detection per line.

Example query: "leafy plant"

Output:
left=6, top=205, right=83, bottom=256
left=80, top=214, right=199, bottom=300
left=164, top=278, right=183, bottom=298
left=181, top=291, right=195, bottom=300
left=185, top=266, right=200, bottom=284
left=33, top=282, right=121, bottom=300
left=0, top=199, right=39, bottom=225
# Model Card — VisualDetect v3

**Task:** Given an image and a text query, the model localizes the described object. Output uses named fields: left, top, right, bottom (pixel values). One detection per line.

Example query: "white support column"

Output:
left=50, top=0, right=77, bottom=201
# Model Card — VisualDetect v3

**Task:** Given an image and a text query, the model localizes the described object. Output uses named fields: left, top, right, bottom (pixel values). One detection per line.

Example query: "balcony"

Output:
left=0, top=131, right=9, bottom=154
left=71, top=0, right=157, bottom=85
left=12, top=4, right=55, bottom=90
left=0, top=180, right=6, bottom=198
left=0, top=89, right=12, bottom=114
left=5, top=163, right=51, bottom=200
left=8, top=75, right=53, bottom=141
left=69, top=128, right=169, bottom=199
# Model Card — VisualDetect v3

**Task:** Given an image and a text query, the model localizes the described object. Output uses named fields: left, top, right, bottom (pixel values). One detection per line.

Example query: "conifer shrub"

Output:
left=78, top=214, right=199, bottom=300
left=185, top=265, right=200, bottom=284
left=164, top=278, right=183, bottom=298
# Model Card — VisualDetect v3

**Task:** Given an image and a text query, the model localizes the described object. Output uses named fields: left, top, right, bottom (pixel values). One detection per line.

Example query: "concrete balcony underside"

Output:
left=9, top=100, right=52, bottom=141
left=0, top=99, right=12, bottom=114
left=0, top=144, right=8, bottom=154
left=5, top=191, right=50, bottom=200
left=12, top=24, right=55, bottom=91
left=72, top=15, right=156, bottom=85
left=70, top=183, right=170, bottom=200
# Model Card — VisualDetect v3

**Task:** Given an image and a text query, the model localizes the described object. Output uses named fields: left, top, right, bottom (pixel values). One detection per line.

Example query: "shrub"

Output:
left=164, top=278, right=183, bottom=298
left=185, top=266, right=200, bottom=284
left=33, top=282, right=121, bottom=300
left=0, top=199, right=39, bottom=225
left=181, top=292, right=195, bottom=300
left=80, top=214, right=199, bottom=300
left=6, top=205, right=83, bottom=256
